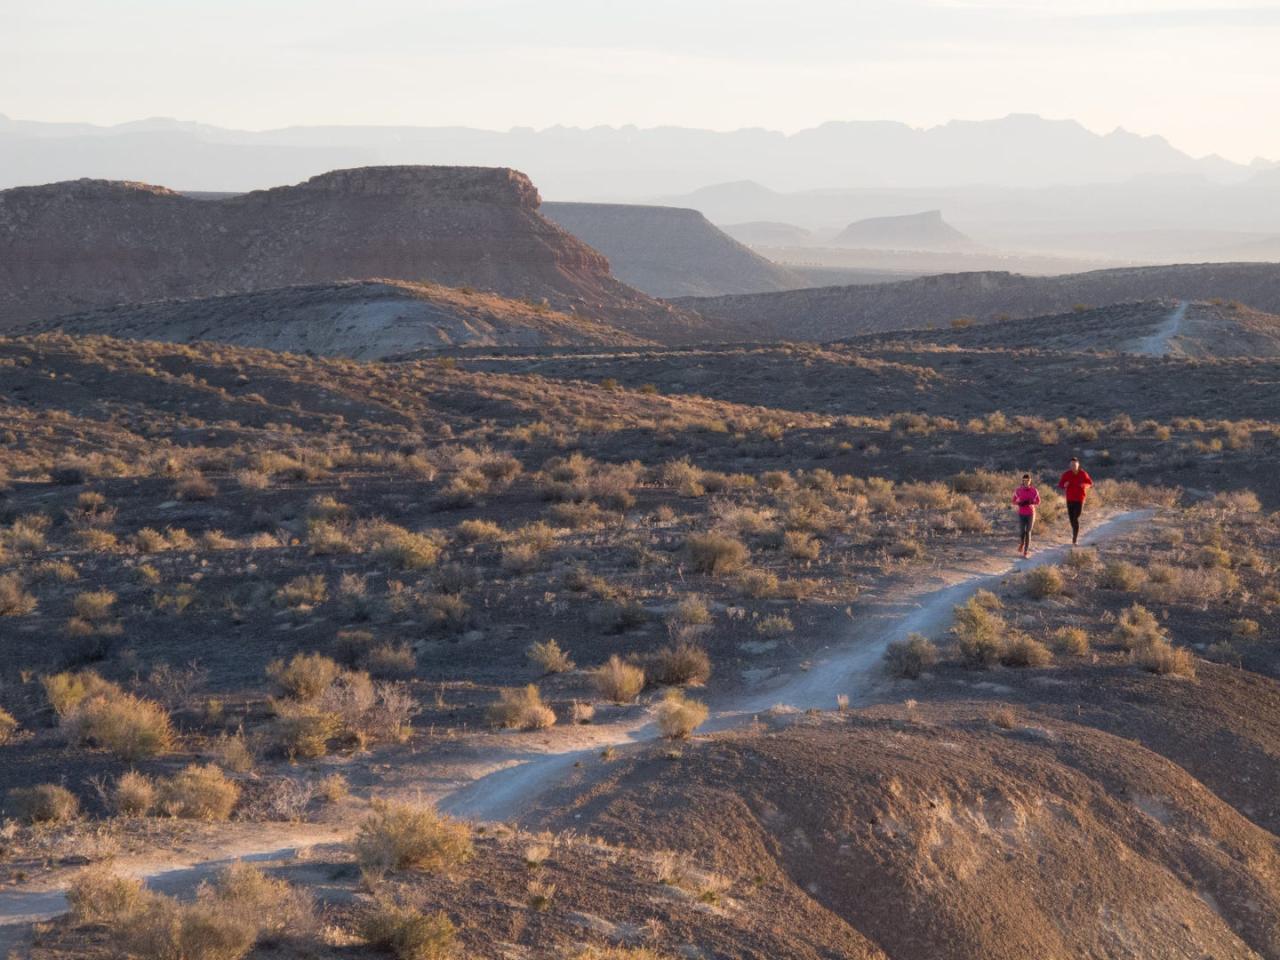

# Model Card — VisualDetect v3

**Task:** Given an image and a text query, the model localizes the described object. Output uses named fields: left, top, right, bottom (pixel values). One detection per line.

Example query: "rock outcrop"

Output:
left=0, top=166, right=710, bottom=343
left=542, top=201, right=804, bottom=297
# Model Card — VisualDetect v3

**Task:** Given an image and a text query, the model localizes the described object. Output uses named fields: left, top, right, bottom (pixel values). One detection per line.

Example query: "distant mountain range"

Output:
left=1, top=112, right=1269, bottom=198
left=832, top=211, right=978, bottom=252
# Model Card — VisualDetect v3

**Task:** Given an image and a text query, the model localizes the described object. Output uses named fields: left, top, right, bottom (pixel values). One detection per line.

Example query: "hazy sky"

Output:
left=4, top=0, right=1279, bottom=161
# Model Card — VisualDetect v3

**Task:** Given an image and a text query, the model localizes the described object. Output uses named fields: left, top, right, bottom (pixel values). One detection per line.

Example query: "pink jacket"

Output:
left=1012, top=485, right=1041, bottom=516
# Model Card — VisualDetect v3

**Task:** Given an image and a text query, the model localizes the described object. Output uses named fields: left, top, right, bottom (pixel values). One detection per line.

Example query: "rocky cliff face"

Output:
left=0, top=166, right=708, bottom=342
left=542, top=201, right=803, bottom=297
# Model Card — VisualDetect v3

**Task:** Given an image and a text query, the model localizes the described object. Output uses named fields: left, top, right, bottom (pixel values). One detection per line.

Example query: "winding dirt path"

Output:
left=1132, top=300, right=1188, bottom=356
left=0, top=508, right=1150, bottom=950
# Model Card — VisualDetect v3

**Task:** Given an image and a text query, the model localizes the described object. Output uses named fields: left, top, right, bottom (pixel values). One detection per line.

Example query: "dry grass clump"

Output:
left=1132, top=638, right=1197, bottom=677
left=359, top=902, right=457, bottom=960
left=590, top=655, right=646, bottom=703
left=655, top=689, right=709, bottom=739
left=275, top=573, right=328, bottom=608
left=527, top=638, right=575, bottom=674
left=456, top=518, right=504, bottom=543
left=209, top=861, right=316, bottom=943
left=1052, top=626, right=1091, bottom=656
left=783, top=530, right=821, bottom=560
left=501, top=541, right=546, bottom=574
left=8, top=783, right=79, bottom=824
left=268, top=652, right=343, bottom=701
left=1113, top=603, right=1164, bottom=650
left=670, top=594, right=712, bottom=626
left=0, top=572, right=38, bottom=616
left=686, top=532, right=749, bottom=575
left=1000, top=635, right=1053, bottom=668
left=1230, top=618, right=1260, bottom=641
left=489, top=684, right=557, bottom=730
left=4, top=513, right=51, bottom=552
left=952, top=596, right=1007, bottom=668
left=1024, top=566, right=1064, bottom=599
left=373, top=527, right=443, bottom=571
left=72, top=589, right=117, bottom=621
left=67, top=865, right=147, bottom=923
left=1099, top=560, right=1147, bottom=591
left=756, top=613, right=794, bottom=637
left=42, top=669, right=122, bottom=716
left=63, top=690, right=174, bottom=760
left=738, top=568, right=780, bottom=598
left=113, top=770, right=158, bottom=816
left=653, top=642, right=712, bottom=686
left=174, top=472, right=217, bottom=501
left=354, top=800, right=473, bottom=876
left=158, top=764, right=240, bottom=820
left=883, top=633, right=939, bottom=679
left=0, top=706, right=17, bottom=744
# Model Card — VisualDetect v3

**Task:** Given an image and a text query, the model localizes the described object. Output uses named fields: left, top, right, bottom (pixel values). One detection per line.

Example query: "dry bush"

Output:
left=1052, top=626, right=1091, bottom=656
left=133, top=527, right=170, bottom=553
left=268, top=652, right=342, bottom=701
left=5, top=514, right=51, bottom=552
left=653, top=642, right=712, bottom=686
left=0, top=573, right=38, bottom=616
left=489, top=684, right=557, bottom=730
left=738, top=568, right=780, bottom=598
left=364, top=643, right=417, bottom=678
left=214, top=732, right=256, bottom=774
left=42, top=670, right=122, bottom=716
left=32, top=559, right=79, bottom=583
left=119, top=894, right=255, bottom=960
left=1142, top=564, right=1238, bottom=603
left=114, top=771, right=158, bottom=816
left=548, top=500, right=608, bottom=530
left=883, top=633, right=939, bottom=679
left=1113, top=603, right=1164, bottom=650
left=687, top=532, right=749, bottom=575
left=374, top=528, right=443, bottom=571
left=951, top=469, right=1007, bottom=494
left=67, top=865, right=147, bottom=923
left=1025, top=566, right=1064, bottom=599
left=783, top=531, right=821, bottom=560
left=63, top=691, right=174, bottom=760
left=72, top=589, right=117, bottom=622
left=501, top=542, right=545, bottom=574
left=1132, top=638, right=1197, bottom=678
left=1231, top=618, right=1260, bottom=641
left=670, top=594, right=712, bottom=626
left=8, top=783, right=79, bottom=824
left=1001, top=635, right=1053, bottom=668
left=456, top=519, right=504, bottom=543
left=527, top=638, right=575, bottom=675
left=271, top=703, right=341, bottom=760
left=354, top=800, right=473, bottom=875
left=174, top=473, right=217, bottom=501
left=952, top=596, right=1006, bottom=668
left=159, top=764, right=240, bottom=820
left=1099, top=560, right=1146, bottom=591
left=209, top=861, right=316, bottom=944
left=200, top=530, right=237, bottom=551
left=591, top=655, right=646, bottom=703
left=359, top=902, right=457, bottom=960
left=0, top=706, right=17, bottom=744
left=275, top=574, right=328, bottom=608
left=655, top=689, right=709, bottom=739
left=756, top=613, right=794, bottom=637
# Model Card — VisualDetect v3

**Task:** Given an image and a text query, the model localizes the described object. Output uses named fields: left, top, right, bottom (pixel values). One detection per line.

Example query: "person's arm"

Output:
left=1057, top=473, right=1067, bottom=490
left=1082, top=471, right=1093, bottom=487
left=1031, top=490, right=1041, bottom=506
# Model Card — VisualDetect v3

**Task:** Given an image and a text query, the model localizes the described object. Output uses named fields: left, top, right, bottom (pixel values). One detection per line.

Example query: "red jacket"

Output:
left=1058, top=469, right=1093, bottom=502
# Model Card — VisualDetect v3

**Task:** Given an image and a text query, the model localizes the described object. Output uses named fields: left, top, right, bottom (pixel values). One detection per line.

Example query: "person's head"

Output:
left=1069, top=457, right=1080, bottom=472
left=1021, top=473, right=1031, bottom=485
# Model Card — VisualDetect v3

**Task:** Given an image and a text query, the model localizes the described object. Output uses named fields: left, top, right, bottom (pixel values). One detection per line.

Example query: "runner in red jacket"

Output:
left=1057, top=457, right=1093, bottom=545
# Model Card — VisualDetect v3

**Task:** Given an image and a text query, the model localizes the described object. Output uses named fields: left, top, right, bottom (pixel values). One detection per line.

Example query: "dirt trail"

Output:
left=0, top=509, right=1150, bottom=950
left=1132, top=300, right=1188, bottom=356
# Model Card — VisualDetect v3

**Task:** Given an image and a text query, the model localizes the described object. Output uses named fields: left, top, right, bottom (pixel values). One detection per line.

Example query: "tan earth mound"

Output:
left=18, top=279, right=654, bottom=358
left=542, top=201, right=804, bottom=297
left=677, top=262, right=1280, bottom=341
left=0, top=166, right=713, bottom=343
left=534, top=712, right=1280, bottom=960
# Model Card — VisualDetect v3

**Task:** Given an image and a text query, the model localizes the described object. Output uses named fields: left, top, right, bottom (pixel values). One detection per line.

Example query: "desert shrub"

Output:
left=63, top=691, right=173, bottom=760
left=456, top=519, right=504, bottom=543
left=1001, top=635, right=1053, bottom=668
left=158, top=764, right=240, bottom=820
left=489, top=684, right=557, bottom=730
left=354, top=800, right=473, bottom=875
left=1132, top=638, right=1197, bottom=678
left=174, top=473, right=217, bottom=501
left=72, top=589, right=117, bottom=622
left=268, top=652, right=342, bottom=701
left=359, top=902, right=457, bottom=960
left=210, top=861, right=316, bottom=943
left=738, top=568, right=780, bottom=598
left=0, top=707, right=16, bottom=745
left=670, top=595, right=712, bottom=626
left=1025, top=566, right=1064, bottom=599
left=5, top=514, right=50, bottom=552
left=887, top=538, right=924, bottom=560
left=951, top=469, right=1006, bottom=494
left=756, top=613, right=794, bottom=636
left=271, top=703, right=342, bottom=759
left=549, top=500, right=607, bottom=530
left=42, top=670, right=123, bottom=716
left=952, top=501, right=992, bottom=533
left=364, top=643, right=417, bottom=678
left=952, top=596, right=1006, bottom=667
left=1099, top=560, right=1146, bottom=591
left=1114, top=603, right=1164, bottom=650
left=588, top=597, right=649, bottom=633
left=67, top=865, right=147, bottom=924
left=214, top=731, right=256, bottom=774
left=686, top=533, right=749, bottom=575
left=307, top=520, right=353, bottom=555
left=501, top=542, right=545, bottom=574
left=114, top=771, right=158, bottom=816
left=653, top=642, right=712, bottom=686
left=200, top=530, right=237, bottom=551
left=1230, top=618, right=1260, bottom=641
left=8, top=783, right=79, bottom=824
left=0, top=573, right=38, bottom=616
left=275, top=574, right=328, bottom=608
left=1052, top=626, right=1091, bottom=656
left=590, top=655, right=646, bottom=703
left=375, top=529, right=442, bottom=571
left=133, top=527, right=170, bottom=553
left=655, top=689, right=709, bottom=739
left=119, top=895, right=257, bottom=960
left=783, top=531, right=821, bottom=560
left=883, top=633, right=939, bottom=679
left=527, top=638, right=574, bottom=674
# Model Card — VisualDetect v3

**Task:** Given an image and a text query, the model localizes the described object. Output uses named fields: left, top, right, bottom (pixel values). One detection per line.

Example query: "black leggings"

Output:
left=1018, top=514, right=1034, bottom=551
left=1067, top=501, right=1084, bottom=542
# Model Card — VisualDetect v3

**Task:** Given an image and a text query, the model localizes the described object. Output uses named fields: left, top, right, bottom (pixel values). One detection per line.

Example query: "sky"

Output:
left=4, top=0, right=1280, bottom=162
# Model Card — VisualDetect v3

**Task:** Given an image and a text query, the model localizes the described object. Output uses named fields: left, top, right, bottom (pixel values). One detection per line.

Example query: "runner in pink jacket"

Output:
left=1012, top=474, right=1041, bottom=558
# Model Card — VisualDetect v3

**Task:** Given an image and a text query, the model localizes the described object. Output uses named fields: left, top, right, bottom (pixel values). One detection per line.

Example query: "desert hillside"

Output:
left=542, top=201, right=804, bottom=297
left=17, top=280, right=654, bottom=358
left=833, top=209, right=978, bottom=251
left=0, top=167, right=713, bottom=344
left=678, top=262, right=1280, bottom=340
